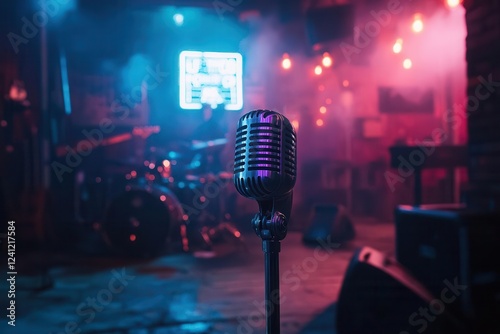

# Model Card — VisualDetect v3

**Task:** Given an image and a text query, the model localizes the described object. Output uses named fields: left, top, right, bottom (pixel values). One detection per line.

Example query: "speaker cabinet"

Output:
left=337, top=247, right=465, bottom=334
left=395, top=204, right=500, bottom=326
left=302, top=204, right=355, bottom=245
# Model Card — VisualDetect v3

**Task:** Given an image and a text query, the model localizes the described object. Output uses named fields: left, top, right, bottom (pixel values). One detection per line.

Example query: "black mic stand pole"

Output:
left=252, top=197, right=290, bottom=334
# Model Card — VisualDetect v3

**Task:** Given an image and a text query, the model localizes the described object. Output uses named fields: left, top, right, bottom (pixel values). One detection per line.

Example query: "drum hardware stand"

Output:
left=194, top=174, right=244, bottom=251
left=180, top=222, right=190, bottom=252
left=199, top=221, right=244, bottom=247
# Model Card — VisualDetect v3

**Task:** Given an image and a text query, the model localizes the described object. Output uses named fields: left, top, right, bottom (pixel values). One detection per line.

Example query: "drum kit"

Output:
left=72, top=126, right=242, bottom=258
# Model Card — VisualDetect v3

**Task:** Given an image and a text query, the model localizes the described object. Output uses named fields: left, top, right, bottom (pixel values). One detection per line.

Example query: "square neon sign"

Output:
left=179, top=51, right=243, bottom=110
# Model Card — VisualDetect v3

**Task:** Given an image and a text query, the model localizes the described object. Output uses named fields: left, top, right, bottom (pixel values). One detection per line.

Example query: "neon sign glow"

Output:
left=179, top=51, right=243, bottom=110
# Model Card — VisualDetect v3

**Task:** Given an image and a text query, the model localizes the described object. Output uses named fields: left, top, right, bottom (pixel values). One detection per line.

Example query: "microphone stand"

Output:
left=252, top=194, right=291, bottom=334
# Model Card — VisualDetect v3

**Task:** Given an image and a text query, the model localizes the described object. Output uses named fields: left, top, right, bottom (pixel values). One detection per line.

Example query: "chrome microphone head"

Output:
left=233, top=109, right=297, bottom=201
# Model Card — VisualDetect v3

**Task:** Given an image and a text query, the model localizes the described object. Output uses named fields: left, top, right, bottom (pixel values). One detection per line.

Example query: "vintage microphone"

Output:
left=233, top=110, right=297, bottom=334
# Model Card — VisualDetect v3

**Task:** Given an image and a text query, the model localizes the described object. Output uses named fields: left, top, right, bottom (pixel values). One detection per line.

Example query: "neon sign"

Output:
left=179, top=51, right=243, bottom=110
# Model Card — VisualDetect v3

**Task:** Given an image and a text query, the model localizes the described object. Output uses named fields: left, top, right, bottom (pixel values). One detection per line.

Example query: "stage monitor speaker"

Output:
left=305, top=5, right=354, bottom=46
left=302, top=204, right=355, bottom=245
left=336, top=247, right=466, bottom=334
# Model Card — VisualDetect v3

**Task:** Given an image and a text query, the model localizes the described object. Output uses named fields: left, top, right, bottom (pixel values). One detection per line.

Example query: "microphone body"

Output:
left=232, top=109, right=297, bottom=334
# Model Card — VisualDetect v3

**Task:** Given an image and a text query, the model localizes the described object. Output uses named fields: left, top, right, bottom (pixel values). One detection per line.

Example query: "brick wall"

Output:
left=464, top=0, right=500, bottom=209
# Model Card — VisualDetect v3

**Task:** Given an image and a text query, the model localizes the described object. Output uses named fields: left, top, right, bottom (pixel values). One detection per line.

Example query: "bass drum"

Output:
left=103, top=184, right=185, bottom=257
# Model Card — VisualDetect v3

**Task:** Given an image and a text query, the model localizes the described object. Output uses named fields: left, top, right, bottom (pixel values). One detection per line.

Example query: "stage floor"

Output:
left=1, top=217, right=394, bottom=334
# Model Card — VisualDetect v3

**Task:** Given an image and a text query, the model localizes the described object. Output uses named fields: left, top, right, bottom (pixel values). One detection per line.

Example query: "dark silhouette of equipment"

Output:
left=302, top=204, right=355, bottom=245
left=336, top=247, right=466, bottom=334
left=305, top=4, right=354, bottom=46
left=389, top=146, right=467, bottom=206
left=395, top=204, right=500, bottom=331
left=233, top=109, right=297, bottom=334
left=103, top=184, right=185, bottom=257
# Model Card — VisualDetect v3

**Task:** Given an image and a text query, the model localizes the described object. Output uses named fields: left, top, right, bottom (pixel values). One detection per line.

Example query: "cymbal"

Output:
left=149, top=147, right=188, bottom=161
left=55, top=126, right=160, bottom=157
left=191, top=138, right=228, bottom=151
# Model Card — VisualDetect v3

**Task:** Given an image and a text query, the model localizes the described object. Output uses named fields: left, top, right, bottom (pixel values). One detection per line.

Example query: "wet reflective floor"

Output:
left=1, top=218, right=394, bottom=334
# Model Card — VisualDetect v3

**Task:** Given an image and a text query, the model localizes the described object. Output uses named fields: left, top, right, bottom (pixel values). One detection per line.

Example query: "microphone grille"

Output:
left=233, top=110, right=297, bottom=199
left=283, top=124, right=297, bottom=177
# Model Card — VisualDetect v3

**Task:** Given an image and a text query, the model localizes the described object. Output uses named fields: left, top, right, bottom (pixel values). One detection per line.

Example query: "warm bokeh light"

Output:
left=162, top=159, right=171, bottom=168
left=318, top=85, right=325, bottom=91
left=160, top=195, right=167, bottom=202
left=316, top=119, right=324, bottom=127
left=129, top=234, right=137, bottom=242
left=291, top=120, right=300, bottom=131
left=325, top=98, right=332, bottom=105
left=322, top=53, right=333, bottom=67
left=412, top=13, right=424, bottom=33
left=403, top=58, right=413, bottom=69
left=282, top=58, right=291, bottom=70
left=342, top=80, right=350, bottom=87
left=314, top=65, right=323, bottom=75
left=392, top=38, right=403, bottom=54
left=281, top=53, right=291, bottom=70
left=319, top=106, right=327, bottom=114
left=446, top=0, right=462, bottom=8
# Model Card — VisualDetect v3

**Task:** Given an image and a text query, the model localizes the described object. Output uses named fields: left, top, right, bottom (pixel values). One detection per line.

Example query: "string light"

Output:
left=393, top=38, right=403, bottom=54
left=446, top=0, right=462, bottom=8
left=412, top=13, right=424, bottom=33
left=281, top=53, right=292, bottom=70
left=403, top=58, right=412, bottom=69
left=314, top=65, right=323, bottom=75
left=322, top=53, right=333, bottom=67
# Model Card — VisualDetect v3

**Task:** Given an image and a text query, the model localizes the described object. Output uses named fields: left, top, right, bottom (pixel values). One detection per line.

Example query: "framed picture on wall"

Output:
left=378, top=86, right=434, bottom=114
